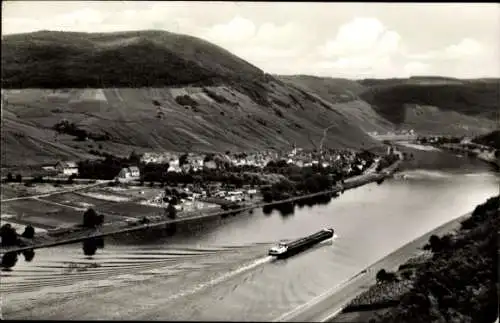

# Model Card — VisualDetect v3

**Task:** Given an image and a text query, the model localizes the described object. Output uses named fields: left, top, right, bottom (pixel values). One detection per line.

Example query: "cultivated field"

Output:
left=43, top=191, right=165, bottom=219
left=1, top=198, right=83, bottom=228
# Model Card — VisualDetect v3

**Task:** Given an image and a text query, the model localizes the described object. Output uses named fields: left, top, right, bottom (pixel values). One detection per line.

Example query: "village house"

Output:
left=117, top=166, right=141, bottom=180
left=204, top=160, right=217, bottom=170
left=55, top=161, right=79, bottom=176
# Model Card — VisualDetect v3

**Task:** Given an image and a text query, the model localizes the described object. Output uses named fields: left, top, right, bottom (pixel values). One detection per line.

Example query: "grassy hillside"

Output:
left=1, top=86, right=379, bottom=166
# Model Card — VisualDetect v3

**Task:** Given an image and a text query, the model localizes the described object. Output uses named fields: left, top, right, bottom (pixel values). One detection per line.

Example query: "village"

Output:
left=1, top=145, right=399, bottom=244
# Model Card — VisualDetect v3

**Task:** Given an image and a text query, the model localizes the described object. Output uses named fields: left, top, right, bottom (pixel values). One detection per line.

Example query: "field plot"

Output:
left=0, top=184, right=22, bottom=200
left=0, top=183, right=92, bottom=200
left=93, top=186, right=164, bottom=201
left=1, top=199, right=83, bottom=228
left=44, top=192, right=164, bottom=219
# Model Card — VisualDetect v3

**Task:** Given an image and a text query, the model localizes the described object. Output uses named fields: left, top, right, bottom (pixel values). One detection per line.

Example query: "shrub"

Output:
left=21, top=224, right=35, bottom=239
left=1, top=224, right=19, bottom=246
left=67, top=174, right=77, bottom=184
left=82, top=208, right=103, bottom=228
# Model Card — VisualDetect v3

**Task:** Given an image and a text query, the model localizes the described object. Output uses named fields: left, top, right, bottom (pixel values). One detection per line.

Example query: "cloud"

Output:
left=197, top=16, right=306, bottom=70
left=404, top=62, right=430, bottom=75
left=407, top=38, right=486, bottom=61
left=202, top=16, right=256, bottom=44
left=444, top=38, right=484, bottom=59
left=318, top=17, right=401, bottom=58
left=314, top=17, right=403, bottom=78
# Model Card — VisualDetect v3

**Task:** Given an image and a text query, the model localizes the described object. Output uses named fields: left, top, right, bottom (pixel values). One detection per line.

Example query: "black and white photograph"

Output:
left=1, top=1, right=499, bottom=322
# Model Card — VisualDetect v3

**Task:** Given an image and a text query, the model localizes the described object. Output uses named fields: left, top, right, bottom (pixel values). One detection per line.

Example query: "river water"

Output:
left=1, top=145, right=498, bottom=320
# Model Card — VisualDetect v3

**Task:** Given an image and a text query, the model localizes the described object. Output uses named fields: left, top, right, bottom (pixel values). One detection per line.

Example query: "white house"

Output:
left=117, top=166, right=141, bottom=180
left=55, top=161, right=79, bottom=176
left=129, top=166, right=140, bottom=177
left=167, top=165, right=182, bottom=173
left=204, top=160, right=217, bottom=169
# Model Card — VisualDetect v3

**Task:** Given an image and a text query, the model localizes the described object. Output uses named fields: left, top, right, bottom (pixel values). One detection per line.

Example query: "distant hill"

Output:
left=1, top=30, right=498, bottom=166
left=359, top=82, right=499, bottom=126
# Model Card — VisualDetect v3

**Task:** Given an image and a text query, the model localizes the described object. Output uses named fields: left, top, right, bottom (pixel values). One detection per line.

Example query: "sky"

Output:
left=3, top=1, right=499, bottom=79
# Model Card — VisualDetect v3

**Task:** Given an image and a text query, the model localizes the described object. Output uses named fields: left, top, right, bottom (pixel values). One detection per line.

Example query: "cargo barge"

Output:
left=268, top=228, right=334, bottom=259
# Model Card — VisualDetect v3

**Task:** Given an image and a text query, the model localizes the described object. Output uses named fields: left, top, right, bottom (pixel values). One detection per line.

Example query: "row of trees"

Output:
left=5, top=173, right=23, bottom=183
left=376, top=154, right=400, bottom=172
left=371, top=195, right=499, bottom=323
left=261, top=172, right=335, bottom=203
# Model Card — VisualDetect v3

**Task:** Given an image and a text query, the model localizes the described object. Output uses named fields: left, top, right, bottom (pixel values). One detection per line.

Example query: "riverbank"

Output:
left=329, top=195, right=499, bottom=323
left=1, top=158, right=403, bottom=255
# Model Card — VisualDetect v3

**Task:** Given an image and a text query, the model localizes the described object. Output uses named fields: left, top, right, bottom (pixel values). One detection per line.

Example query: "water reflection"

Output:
left=22, top=249, right=35, bottom=262
left=1, top=252, right=18, bottom=270
left=82, top=237, right=105, bottom=257
left=1, top=249, right=37, bottom=270
left=260, top=193, right=339, bottom=218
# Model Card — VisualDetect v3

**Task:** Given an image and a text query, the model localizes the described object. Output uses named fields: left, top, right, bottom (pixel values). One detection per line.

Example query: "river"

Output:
left=1, top=145, right=498, bottom=320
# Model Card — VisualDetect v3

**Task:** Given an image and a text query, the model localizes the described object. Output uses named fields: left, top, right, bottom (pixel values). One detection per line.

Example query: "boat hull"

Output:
left=272, top=229, right=334, bottom=259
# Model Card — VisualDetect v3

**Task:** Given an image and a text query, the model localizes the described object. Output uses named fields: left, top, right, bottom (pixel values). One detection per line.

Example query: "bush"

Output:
left=67, top=173, right=77, bottom=184
left=82, top=208, right=103, bottom=228
left=1, top=224, right=19, bottom=246
left=21, top=224, right=35, bottom=239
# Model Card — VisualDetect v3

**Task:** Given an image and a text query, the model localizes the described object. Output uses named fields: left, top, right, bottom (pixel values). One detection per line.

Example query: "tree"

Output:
left=170, top=195, right=179, bottom=205
left=15, top=174, right=22, bottom=183
left=179, top=153, right=189, bottom=166
left=1, top=224, right=19, bottom=246
left=376, top=269, right=387, bottom=283
left=129, top=150, right=141, bottom=164
left=6, top=172, right=13, bottom=182
left=82, top=208, right=101, bottom=228
left=67, top=173, right=77, bottom=184
left=166, top=203, right=177, bottom=219
left=21, top=224, right=35, bottom=239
